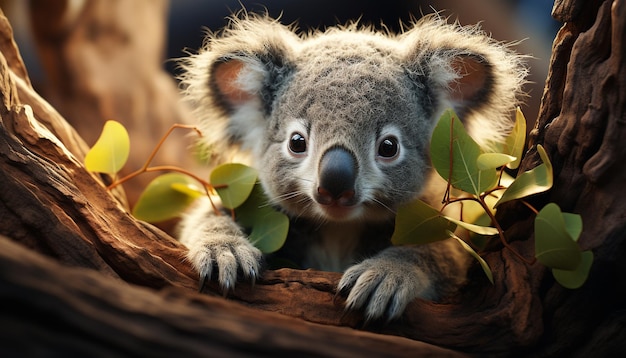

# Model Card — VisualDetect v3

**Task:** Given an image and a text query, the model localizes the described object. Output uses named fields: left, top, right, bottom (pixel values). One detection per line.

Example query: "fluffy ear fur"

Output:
left=179, top=14, right=298, bottom=162
left=400, top=16, right=528, bottom=147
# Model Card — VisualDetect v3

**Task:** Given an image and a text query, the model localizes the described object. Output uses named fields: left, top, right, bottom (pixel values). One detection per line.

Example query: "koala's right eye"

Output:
left=288, top=132, right=307, bottom=154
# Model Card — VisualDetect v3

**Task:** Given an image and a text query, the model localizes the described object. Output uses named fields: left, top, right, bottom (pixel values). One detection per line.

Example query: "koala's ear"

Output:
left=211, top=60, right=255, bottom=107
left=180, top=15, right=298, bottom=158
left=445, top=55, right=492, bottom=109
left=210, top=46, right=293, bottom=114
left=401, top=16, right=527, bottom=145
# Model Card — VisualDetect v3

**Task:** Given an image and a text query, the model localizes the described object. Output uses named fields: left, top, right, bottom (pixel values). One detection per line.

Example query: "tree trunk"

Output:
left=0, top=0, right=624, bottom=356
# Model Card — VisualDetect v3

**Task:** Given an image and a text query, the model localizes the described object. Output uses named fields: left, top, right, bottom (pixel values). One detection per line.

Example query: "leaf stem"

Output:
left=443, top=113, right=455, bottom=204
left=141, top=124, right=202, bottom=172
left=441, top=195, right=481, bottom=208
left=144, top=166, right=222, bottom=215
left=477, top=194, right=536, bottom=265
left=439, top=182, right=536, bottom=265
left=105, top=123, right=223, bottom=215
left=519, top=199, right=540, bottom=215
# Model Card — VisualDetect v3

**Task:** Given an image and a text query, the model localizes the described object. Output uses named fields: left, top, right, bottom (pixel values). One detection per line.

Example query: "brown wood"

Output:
left=0, top=0, right=625, bottom=356
left=0, top=235, right=464, bottom=357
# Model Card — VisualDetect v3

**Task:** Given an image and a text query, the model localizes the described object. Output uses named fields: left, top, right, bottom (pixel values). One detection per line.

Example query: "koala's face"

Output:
left=182, top=15, right=525, bottom=223
left=257, top=40, right=433, bottom=222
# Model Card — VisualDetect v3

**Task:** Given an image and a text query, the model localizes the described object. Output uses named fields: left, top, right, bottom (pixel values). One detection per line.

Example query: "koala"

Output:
left=177, top=13, right=527, bottom=321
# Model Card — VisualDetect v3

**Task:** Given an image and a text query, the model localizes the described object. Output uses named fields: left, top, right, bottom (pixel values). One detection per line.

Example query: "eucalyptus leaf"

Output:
left=171, top=182, right=206, bottom=199
left=468, top=212, right=493, bottom=249
left=391, top=199, right=456, bottom=245
left=430, top=109, right=498, bottom=196
left=476, top=153, right=517, bottom=170
left=537, top=144, right=551, bottom=165
left=449, top=232, right=494, bottom=284
left=562, top=213, right=583, bottom=242
left=534, top=203, right=581, bottom=270
left=84, top=120, right=130, bottom=174
left=552, top=250, right=593, bottom=289
left=458, top=198, right=490, bottom=225
left=504, top=107, right=527, bottom=170
left=249, top=209, right=289, bottom=253
left=132, top=173, right=199, bottom=222
left=444, top=216, right=498, bottom=235
left=495, top=144, right=553, bottom=207
left=235, top=183, right=289, bottom=254
left=235, top=183, right=270, bottom=228
left=210, top=163, right=258, bottom=209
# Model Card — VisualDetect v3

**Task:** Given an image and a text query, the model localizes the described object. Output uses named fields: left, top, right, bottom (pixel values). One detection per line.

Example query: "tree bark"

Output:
left=0, top=0, right=625, bottom=356
left=0, top=235, right=464, bottom=357
left=520, top=0, right=626, bottom=356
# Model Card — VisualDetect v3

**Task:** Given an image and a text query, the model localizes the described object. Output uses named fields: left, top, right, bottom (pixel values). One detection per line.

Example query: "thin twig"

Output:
left=519, top=199, right=540, bottom=215
left=476, top=194, right=536, bottom=265
left=104, top=123, right=223, bottom=215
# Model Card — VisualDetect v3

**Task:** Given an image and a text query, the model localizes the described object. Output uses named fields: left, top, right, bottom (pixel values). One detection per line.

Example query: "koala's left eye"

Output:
left=288, top=132, right=307, bottom=154
left=377, top=136, right=399, bottom=160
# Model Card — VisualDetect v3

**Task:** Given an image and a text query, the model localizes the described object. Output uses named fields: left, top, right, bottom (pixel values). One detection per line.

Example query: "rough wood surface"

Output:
left=0, top=235, right=465, bottom=357
left=0, top=0, right=625, bottom=356
left=524, top=0, right=626, bottom=355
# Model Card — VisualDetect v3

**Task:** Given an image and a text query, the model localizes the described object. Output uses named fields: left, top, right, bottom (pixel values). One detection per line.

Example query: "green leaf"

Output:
left=210, top=163, right=258, bottom=209
left=449, top=232, right=494, bottom=284
left=536, top=144, right=552, bottom=172
left=171, top=182, right=206, bottom=199
left=235, top=183, right=289, bottom=254
left=495, top=144, right=553, bottom=207
left=467, top=212, right=493, bottom=249
left=552, top=250, right=593, bottom=289
left=534, top=203, right=581, bottom=270
left=444, top=216, right=499, bottom=235
left=84, top=120, right=130, bottom=174
left=132, top=173, right=200, bottom=222
left=249, top=209, right=289, bottom=253
left=503, top=107, right=527, bottom=170
left=430, top=109, right=498, bottom=196
left=391, top=199, right=457, bottom=245
left=562, top=213, right=583, bottom=242
left=234, top=183, right=267, bottom=228
left=458, top=198, right=491, bottom=225
left=476, top=153, right=517, bottom=170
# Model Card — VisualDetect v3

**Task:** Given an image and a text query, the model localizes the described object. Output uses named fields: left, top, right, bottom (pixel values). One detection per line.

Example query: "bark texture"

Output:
left=0, top=0, right=625, bottom=356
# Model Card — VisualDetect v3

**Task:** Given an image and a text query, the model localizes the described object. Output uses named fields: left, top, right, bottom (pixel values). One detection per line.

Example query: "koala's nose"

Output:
left=316, top=146, right=357, bottom=206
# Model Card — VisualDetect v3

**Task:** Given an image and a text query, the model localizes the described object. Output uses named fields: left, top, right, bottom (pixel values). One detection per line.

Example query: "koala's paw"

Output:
left=186, top=233, right=263, bottom=293
left=337, top=257, right=432, bottom=321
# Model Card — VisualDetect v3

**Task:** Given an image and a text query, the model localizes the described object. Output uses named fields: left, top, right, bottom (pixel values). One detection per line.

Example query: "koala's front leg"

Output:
left=338, top=241, right=469, bottom=321
left=179, top=198, right=263, bottom=292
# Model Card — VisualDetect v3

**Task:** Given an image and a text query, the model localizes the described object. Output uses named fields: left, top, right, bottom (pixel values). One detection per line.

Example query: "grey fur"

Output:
left=177, top=13, right=527, bottom=321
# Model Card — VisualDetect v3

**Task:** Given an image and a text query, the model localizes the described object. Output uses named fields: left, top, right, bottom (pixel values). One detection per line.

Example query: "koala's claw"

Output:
left=248, top=268, right=258, bottom=286
left=198, top=274, right=236, bottom=296
left=220, top=279, right=232, bottom=296
left=198, top=274, right=208, bottom=293
left=186, top=234, right=263, bottom=294
left=338, top=258, right=430, bottom=322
